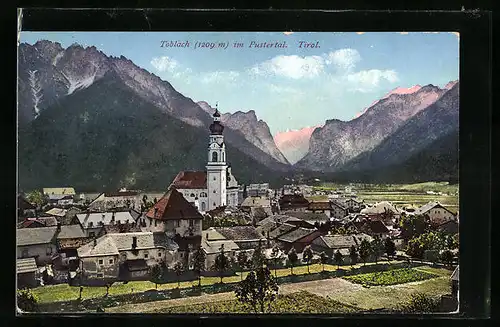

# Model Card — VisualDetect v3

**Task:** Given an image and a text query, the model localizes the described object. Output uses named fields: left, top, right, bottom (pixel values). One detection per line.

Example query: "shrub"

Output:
left=398, top=292, right=440, bottom=313
left=17, top=288, right=40, bottom=312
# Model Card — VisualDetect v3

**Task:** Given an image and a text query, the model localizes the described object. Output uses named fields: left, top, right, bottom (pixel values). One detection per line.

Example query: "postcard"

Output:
left=17, top=30, right=460, bottom=314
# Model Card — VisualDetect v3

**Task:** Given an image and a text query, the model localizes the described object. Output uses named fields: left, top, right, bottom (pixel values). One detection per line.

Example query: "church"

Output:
left=169, top=105, right=240, bottom=212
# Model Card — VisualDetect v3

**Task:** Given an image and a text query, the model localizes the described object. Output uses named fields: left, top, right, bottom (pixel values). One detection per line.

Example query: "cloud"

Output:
left=346, top=69, right=399, bottom=92
left=150, top=56, right=179, bottom=72
left=200, top=71, right=240, bottom=84
left=250, top=55, right=325, bottom=79
left=325, top=48, right=361, bottom=71
left=400, top=32, right=409, bottom=35
left=283, top=31, right=294, bottom=35
left=356, top=32, right=365, bottom=35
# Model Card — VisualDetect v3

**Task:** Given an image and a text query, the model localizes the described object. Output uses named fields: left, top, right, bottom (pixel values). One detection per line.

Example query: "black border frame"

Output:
left=9, top=7, right=492, bottom=325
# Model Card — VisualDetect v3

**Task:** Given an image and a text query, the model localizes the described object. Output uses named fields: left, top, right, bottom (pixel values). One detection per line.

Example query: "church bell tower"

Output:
left=206, top=103, right=227, bottom=211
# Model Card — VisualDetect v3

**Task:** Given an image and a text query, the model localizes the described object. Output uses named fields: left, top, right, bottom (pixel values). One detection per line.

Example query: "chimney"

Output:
left=206, top=233, right=209, bottom=240
left=132, top=236, right=137, bottom=249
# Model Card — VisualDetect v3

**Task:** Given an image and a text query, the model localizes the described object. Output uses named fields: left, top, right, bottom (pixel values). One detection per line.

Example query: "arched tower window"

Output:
left=222, top=152, right=225, bottom=162
left=212, top=151, right=218, bottom=162
left=201, top=202, right=206, bottom=211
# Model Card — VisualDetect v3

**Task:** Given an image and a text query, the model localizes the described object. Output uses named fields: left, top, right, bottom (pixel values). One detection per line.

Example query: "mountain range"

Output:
left=17, top=40, right=459, bottom=191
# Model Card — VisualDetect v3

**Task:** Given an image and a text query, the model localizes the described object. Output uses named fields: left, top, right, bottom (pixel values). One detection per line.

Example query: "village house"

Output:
left=282, top=211, right=329, bottom=228
left=240, top=196, right=272, bottom=216
left=343, top=198, right=364, bottom=212
left=75, top=211, right=139, bottom=238
left=415, top=201, right=457, bottom=226
left=43, top=187, right=76, bottom=206
left=360, top=201, right=401, bottom=226
left=17, top=257, right=39, bottom=289
left=75, top=232, right=179, bottom=285
left=354, top=220, right=390, bottom=239
left=278, top=194, right=310, bottom=212
left=307, top=201, right=333, bottom=217
left=246, top=183, right=270, bottom=197
left=311, top=234, right=358, bottom=262
left=276, top=227, right=322, bottom=253
left=139, top=188, right=204, bottom=264
left=17, top=226, right=59, bottom=266
left=18, top=195, right=36, bottom=220
left=88, top=190, right=141, bottom=212
left=201, top=228, right=240, bottom=270
left=435, top=220, right=459, bottom=236
left=213, top=226, right=267, bottom=250
left=329, top=201, right=349, bottom=219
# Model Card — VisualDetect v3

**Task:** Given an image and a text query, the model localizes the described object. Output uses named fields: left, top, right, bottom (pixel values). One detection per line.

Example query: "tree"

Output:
left=349, top=245, right=358, bottom=267
left=333, top=250, right=343, bottom=269
left=287, top=248, right=298, bottom=275
left=191, top=246, right=206, bottom=286
left=440, top=249, right=454, bottom=267
left=270, top=246, right=281, bottom=277
left=25, top=190, right=47, bottom=209
left=149, top=264, right=163, bottom=289
left=359, top=239, right=372, bottom=266
left=173, top=261, right=185, bottom=288
left=213, top=244, right=231, bottom=283
left=302, top=246, right=314, bottom=274
left=319, top=251, right=329, bottom=272
left=384, top=238, right=396, bottom=263
left=104, top=282, right=114, bottom=296
left=237, top=250, right=249, bottom=281
left=370, top=236, right=385, bottom=264
left=235, top=266, right=279, bottom=313
left=446, top=234, right=458, bottom=250
left=17, top=289, right=39, bottom=312
left=399, top=214, right=429, bottom=241
left=399, top=292, right=439, bottom=313
left=251, top=240, right=266, bottom=269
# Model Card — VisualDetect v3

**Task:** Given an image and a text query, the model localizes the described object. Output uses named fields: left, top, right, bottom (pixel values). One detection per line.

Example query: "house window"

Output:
left=180, top=252, right=184, bottom=258
left=190, top=193, right=195, bottom=197
left=46, top=247, right=52, bottom=255
left=201, top=202, right=206, bottom=211
left=89, top=232, right=95, bottom=238
left=176, top=220, right=180, bottom=227
left=189, top=220, right=194, bottom=227
left=213, top=190, right=216, bottom=193
left=98, top=259, right=103, bottom=265
left=213, top=177, right=216, bottom=181
left=154, top=220, right=157, bottom=227
left=158, top=251, right=162, bottom=257
left=144, top=252, right=149, bottom=259
left=88, top=222, right=93, bottom=227
left=213, top=202, right=216, bottom=207
left=109, top=259, right=114, bottom=265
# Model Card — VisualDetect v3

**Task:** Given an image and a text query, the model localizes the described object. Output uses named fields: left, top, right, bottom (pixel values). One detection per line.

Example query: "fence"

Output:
left=38, top=261, right=422, bottom=312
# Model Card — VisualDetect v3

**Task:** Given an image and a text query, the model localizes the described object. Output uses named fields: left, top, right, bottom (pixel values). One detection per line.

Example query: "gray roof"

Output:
left=353, top=233, right=374, bottom=245
left=319, top=235, right=357, bottom=249
left=277, top=227, right=317, bottom=243
left=214, top=226, right=263, bottom=241
left=17, top=258, right=38, bottom=273
left=77, top=232, right=178, bottom=257
left=202, top=239, right=239, bottom=254
left=202, top=228, right=227, bottom=241
left=256, top=221, right=278, bottom=235
left=57, top=224, right=86, bottom=239
left=283, top=211, right=329, bottom=222
left=76, top=211, right=136, bottom=228
left=268, top=223, right=298, bottom=239
left=45, top=208, right=68, bottom=217
left=451, top=266, right=459, bottom=281
left=17, top=227, right=57, bottom=246
left=415, top=201, right=455, bottom=215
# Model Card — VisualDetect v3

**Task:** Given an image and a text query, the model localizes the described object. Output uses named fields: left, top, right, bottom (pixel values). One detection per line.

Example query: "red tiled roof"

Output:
left=146, top=188, right=204, bottom=220
left=170, top=171, right=207, bottom=190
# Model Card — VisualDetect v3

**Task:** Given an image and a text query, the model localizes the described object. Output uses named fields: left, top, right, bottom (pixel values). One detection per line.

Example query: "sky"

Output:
left=20, top=32, right=459, bottom=135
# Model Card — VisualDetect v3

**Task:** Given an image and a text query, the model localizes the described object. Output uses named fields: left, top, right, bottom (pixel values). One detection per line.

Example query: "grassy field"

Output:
left=107, top=266, right=453, bottom=313
left=32, top=262, right=395, bottom=304
left=314, top=182, right=458, bottom=194
left=151, top=291, right=360, bottom=314
left=343, top=268, right=438, bottom=286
